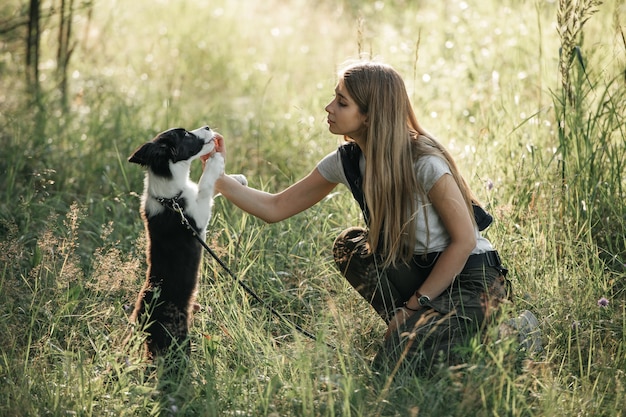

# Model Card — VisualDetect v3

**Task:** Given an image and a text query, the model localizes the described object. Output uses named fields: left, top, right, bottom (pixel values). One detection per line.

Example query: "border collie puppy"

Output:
left=128, top=126, right=224, bottom=360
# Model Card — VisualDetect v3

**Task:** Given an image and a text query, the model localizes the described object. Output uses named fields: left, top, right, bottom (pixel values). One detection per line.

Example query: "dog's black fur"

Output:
left=128, top=126, right=223, bottom=360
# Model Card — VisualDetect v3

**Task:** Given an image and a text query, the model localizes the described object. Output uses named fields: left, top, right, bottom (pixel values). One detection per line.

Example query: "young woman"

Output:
left=213, top=61, right=513, bottom=374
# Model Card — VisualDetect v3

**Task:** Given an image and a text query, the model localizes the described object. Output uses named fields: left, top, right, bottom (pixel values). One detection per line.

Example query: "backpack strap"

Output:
left=338, top=142, right=370, bottom=224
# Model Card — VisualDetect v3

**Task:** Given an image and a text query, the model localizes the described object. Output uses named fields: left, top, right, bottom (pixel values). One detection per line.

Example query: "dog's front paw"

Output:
left=229, top=174, right=248, bottom=187
left=203, top=153, right=225, bottom=180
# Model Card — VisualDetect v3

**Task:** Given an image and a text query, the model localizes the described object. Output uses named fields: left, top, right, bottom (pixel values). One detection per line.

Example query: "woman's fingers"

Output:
left=214, top=133, right=225, bottom=153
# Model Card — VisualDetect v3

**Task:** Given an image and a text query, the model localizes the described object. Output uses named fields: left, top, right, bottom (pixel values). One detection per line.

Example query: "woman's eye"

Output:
left=330, top=93, right=348, bottom=107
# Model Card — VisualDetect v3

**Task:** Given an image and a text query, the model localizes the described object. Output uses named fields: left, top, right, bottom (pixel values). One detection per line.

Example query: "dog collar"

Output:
left=153, top=191, right=183, bottom=208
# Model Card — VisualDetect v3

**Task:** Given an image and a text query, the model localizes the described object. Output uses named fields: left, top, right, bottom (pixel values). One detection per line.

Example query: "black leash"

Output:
left=156, top=195, right=334, bottom=349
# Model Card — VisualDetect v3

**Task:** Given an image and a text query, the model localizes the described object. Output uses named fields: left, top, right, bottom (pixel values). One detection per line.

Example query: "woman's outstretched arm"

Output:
left=216, top=168, right=337, bottom=223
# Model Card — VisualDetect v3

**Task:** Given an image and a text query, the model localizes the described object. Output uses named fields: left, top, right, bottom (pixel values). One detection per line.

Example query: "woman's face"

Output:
left=325, top=80, right=368, bottom=141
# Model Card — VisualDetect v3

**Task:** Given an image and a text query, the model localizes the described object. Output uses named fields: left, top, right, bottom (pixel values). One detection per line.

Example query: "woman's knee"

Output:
left=332, top=227, right=369, bottom=270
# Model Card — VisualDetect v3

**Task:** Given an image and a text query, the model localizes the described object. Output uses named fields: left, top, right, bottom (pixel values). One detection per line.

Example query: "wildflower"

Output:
left=597, top=297, right=609, bottom=308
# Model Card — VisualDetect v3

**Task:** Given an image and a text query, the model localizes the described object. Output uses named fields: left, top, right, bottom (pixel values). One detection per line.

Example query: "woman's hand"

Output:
left=214, top=133, right=225, bottom=154
left=201, top=133, right=225, bottom=170
left=384, top=307, right=416, bottom=340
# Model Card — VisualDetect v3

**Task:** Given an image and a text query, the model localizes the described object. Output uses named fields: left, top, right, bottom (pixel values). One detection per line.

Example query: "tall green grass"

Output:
left=1, top=0, right=625, bottom=415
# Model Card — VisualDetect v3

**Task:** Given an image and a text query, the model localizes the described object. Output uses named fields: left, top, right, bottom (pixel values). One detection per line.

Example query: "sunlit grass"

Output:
left=1, top=0, right=625, bottom=415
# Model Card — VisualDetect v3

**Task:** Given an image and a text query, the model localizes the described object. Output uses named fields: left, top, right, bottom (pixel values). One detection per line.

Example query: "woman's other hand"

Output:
left=384, top=307, right=416, bottom=340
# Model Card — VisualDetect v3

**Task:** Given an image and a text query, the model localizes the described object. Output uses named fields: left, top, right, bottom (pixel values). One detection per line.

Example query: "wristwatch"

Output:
left=416, top=291, right=431, bottom=307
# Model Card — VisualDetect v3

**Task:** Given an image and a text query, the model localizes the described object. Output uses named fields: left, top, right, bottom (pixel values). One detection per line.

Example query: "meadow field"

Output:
left=1, top=0, right=625, bottom=415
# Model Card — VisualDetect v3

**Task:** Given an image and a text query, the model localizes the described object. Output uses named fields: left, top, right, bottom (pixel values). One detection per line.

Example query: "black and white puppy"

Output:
left=128, top=126, right=233, bottom=360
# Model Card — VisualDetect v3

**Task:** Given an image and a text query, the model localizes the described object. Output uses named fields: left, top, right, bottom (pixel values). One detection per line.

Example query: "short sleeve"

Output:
left=415, top=155, right=452, bottom=193
left=316, top=150, right=348, bottom=185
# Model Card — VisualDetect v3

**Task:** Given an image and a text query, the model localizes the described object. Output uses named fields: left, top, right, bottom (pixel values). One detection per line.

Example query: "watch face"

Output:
left=418, top=295, right=429, bottom=306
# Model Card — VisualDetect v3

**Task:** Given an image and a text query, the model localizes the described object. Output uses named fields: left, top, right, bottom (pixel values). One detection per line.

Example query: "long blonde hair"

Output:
left=340, top=61, right=476, bottom=266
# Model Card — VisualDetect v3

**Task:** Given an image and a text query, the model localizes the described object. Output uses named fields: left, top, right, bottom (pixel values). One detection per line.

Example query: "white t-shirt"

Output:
left=316, top=148, right=494, bottom=255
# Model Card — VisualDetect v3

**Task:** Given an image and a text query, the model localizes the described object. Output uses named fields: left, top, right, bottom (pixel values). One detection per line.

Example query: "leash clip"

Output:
left=171, top=199, right=187, bottom=225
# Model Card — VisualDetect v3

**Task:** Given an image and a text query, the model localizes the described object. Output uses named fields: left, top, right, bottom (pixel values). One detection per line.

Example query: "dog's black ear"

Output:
left=128, top=142, right=153, bottom=165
